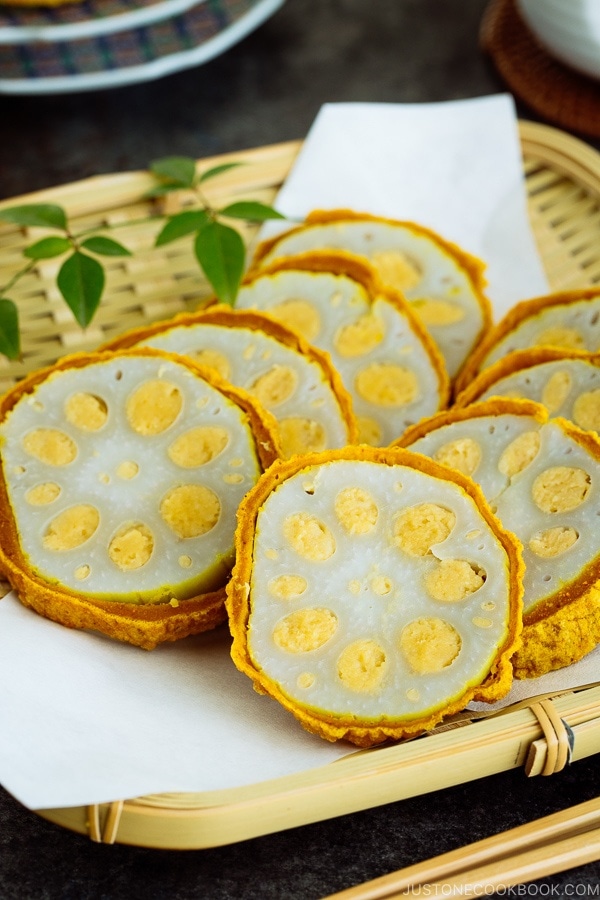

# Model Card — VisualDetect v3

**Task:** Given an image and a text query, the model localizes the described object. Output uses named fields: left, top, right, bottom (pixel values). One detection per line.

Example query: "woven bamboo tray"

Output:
left=1, top=120, right=600, bottom=850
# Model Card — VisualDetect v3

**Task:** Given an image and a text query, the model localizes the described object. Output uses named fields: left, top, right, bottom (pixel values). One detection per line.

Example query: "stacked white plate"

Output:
left=0, top=0, right=285, bottom=94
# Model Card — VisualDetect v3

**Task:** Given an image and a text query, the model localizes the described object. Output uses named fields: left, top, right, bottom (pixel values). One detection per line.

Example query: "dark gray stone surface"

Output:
left=1, top=1, right=599, bottom=897
left=1, top=756, right=599, bottom=898
left=1, top=0, right=524, bottom=199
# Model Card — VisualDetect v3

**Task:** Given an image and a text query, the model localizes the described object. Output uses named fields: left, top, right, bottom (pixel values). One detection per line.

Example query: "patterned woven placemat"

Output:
left=0, top=0, right=172, bottom=29
left=0, top=0, right=256, bottom=80
left=481, top=0, right=600, bottom=140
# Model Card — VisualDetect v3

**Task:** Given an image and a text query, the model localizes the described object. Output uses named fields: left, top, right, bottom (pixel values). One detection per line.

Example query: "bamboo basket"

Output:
left=1, top=120, right=600, bottom=850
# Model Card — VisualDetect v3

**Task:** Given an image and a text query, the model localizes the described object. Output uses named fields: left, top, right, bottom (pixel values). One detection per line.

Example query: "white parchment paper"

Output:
left=1, top=95, right=591, bottom=814
left=0, top=593, right=350, bottom=809
left=1, top=589, right=597, bottom=810
left=259, top=94, right=549, bottom=316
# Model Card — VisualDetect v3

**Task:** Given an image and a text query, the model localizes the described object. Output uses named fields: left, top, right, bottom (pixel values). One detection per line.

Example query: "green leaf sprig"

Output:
left=0, top=204, right=131, bottom=360
left=149, top=156, right=284, bottom=304
left=0, top=155, right=285, bottom=362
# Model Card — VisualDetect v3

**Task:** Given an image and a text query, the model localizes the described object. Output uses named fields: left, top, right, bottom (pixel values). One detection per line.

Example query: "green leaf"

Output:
left=150, top=156, right=196, bottom=188
left=143, top=184, right=183, bottom=199
left=57, top=252, right=105, bottom=329
left=194, top=221, right=245, bottom=305
left=23, top=236, right=71, bottom=260
left=219, top=201, right=285, bottom=222
left=81, top=236, right=131, bottom=257
left=155, top=210, right=209, bottom=247
left=0, top=203, right=68, bottom=231
left=0, top=298, right=20, bottom=360
left=198, top=162, right=243, bottom=184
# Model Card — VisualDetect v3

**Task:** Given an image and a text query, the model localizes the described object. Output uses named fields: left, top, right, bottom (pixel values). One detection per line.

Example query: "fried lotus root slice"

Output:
left=397, top=397, right=600, bottom=678
left=0, top=348, right=278, bottom=649
left=455, top=288, right=600, bottom=395
left=226, top=446, right=522, bottom=748
left=250, top=209, right=491, bottom=382
left=455, top=347, right=600, bottom=435
left=102, top=305, right=357, bottom=459
left=234, top=250, right=449, bottom=447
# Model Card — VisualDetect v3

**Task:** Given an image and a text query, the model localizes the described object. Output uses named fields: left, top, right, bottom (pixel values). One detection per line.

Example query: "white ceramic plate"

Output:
left=0, top=0, right=285, bottom=94
left=0, top=0, right=207, bottom=44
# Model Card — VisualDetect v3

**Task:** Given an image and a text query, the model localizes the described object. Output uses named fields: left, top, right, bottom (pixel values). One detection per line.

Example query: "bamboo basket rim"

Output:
left=0, top=139, right=303, bottom=214
left=0, top=121, right=598, bottom=208
left=2, top=119, right=600, bottom=849
left=0, top=122, right=598, bottom=209
left=35, top=683, right=600, bottom=849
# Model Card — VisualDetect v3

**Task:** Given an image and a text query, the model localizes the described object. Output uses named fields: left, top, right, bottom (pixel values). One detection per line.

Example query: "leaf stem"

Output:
left=0, top=258, right=37, bottom=297
left=193, top=184, right=217, bottom=220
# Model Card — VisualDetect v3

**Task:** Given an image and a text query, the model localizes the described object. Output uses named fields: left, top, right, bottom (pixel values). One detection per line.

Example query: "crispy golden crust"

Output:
left=0, top=347, right=279, bottom=650
left=1, top=553, right=228, bottom=651
left=513, top=586, right=600, bottom=679
left=455, top=288, right=600, bottom=396
left=101, top=304, right=358, bottom=446
left=241, top=248, right=451, bottom=412
left=226, top=445, right=523, bottom=747
left=454, top=347, right=600, bottom=408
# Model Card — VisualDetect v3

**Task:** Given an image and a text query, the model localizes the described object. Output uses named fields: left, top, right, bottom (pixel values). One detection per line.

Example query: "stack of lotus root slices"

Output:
left=1, top=207, right=599, bottom=748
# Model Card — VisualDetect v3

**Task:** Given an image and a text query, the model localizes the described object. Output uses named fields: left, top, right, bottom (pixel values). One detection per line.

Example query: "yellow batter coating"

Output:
left=512, top=587, right=600, bottom=679
left=0, top=348, right=279, bottom=650
left=226, top=445, right=523, bottom=747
